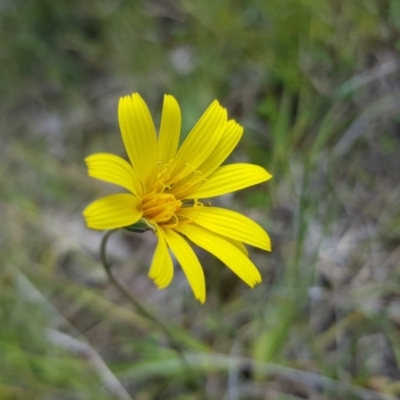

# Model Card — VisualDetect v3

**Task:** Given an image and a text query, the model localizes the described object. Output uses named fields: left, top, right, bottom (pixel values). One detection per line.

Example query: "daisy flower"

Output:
left=83, top=93, right=272, bottom=303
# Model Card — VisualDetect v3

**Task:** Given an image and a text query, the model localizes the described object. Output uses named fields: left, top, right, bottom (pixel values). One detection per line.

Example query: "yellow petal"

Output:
left=169, top=120, right=243, bottom=199
left=176, top=224, right=262, bottom=287
left=163, top=229, right=206, bottom=303
left=158, top=95, right=181, bottom=164
left=221, top=237, right=249, bottom=257
left=186, top=164, right=272, bottom=199
left=83, top=194, right=143, bottom=230
left=149, top=228, right=174, bottom=289
left=180, top=207, right=271, bottom=251
left=169, top=100, right=227, bottom=182
left=118, top=94, right=158, bottom=186
left=85, top=153, right=143, bottom=197
left=197, top=120, right=243, bottom=178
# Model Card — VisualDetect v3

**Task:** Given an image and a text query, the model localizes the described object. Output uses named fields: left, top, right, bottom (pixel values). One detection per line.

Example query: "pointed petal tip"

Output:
left=151, top=268, right=173, bottom=289
left=262, top=169, right=273, bottom=180
left=84, top=153, right=104, bottom=167
left=82, top=210, right=99, bottom=229
left=249, top=274, right=262, bottom=288
left=118, top=93, right=141, bottom=107
left=82, top=204, right=94, bottom=218
left=211, top=99, right=227, bottom=116
left=150, top=275, right=170, bottom=289
left=260, top=237, right=272, bottom=252
left=84, top=222, right=102, bottom=231
left=118, top=95, right=128, bottom=105
left=149, top=270, right=164, bottom=288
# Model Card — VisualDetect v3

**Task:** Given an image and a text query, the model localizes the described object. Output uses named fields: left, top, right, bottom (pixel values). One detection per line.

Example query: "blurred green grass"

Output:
left=1, top=0, right=400, bottom=399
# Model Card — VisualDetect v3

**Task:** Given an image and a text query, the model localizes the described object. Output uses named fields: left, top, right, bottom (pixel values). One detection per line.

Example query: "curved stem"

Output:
left=101, top=229, right=174, bottom=340
left=100, top=230, right=197, bottom=388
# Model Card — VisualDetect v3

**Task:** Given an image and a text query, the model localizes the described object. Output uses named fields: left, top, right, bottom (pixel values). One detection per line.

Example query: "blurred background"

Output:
left=1, top=0, right=400, bottom=399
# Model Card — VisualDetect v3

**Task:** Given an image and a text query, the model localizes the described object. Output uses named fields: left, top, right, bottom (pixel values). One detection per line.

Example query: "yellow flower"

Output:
left=83, top=93, right=272, bottom=303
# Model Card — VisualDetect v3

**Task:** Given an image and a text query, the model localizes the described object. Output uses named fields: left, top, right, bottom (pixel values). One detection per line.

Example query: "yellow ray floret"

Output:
left=83, top=93, right=272, bottom=302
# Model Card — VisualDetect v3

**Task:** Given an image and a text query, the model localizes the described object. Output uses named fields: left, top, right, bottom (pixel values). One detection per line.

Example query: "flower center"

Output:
left=140, top=161, right=206, bottom=229
left=142, top=189, right=182, bottom=229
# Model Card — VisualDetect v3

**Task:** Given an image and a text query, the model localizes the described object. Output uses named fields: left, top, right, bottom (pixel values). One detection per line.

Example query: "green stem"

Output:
left=101, top=230, right=174, bottom=341
left=100, top=229, right=197, bottom=387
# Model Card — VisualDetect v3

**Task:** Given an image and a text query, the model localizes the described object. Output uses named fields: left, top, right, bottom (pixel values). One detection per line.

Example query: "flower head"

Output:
left=83, top=93, right=272, bottom=303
